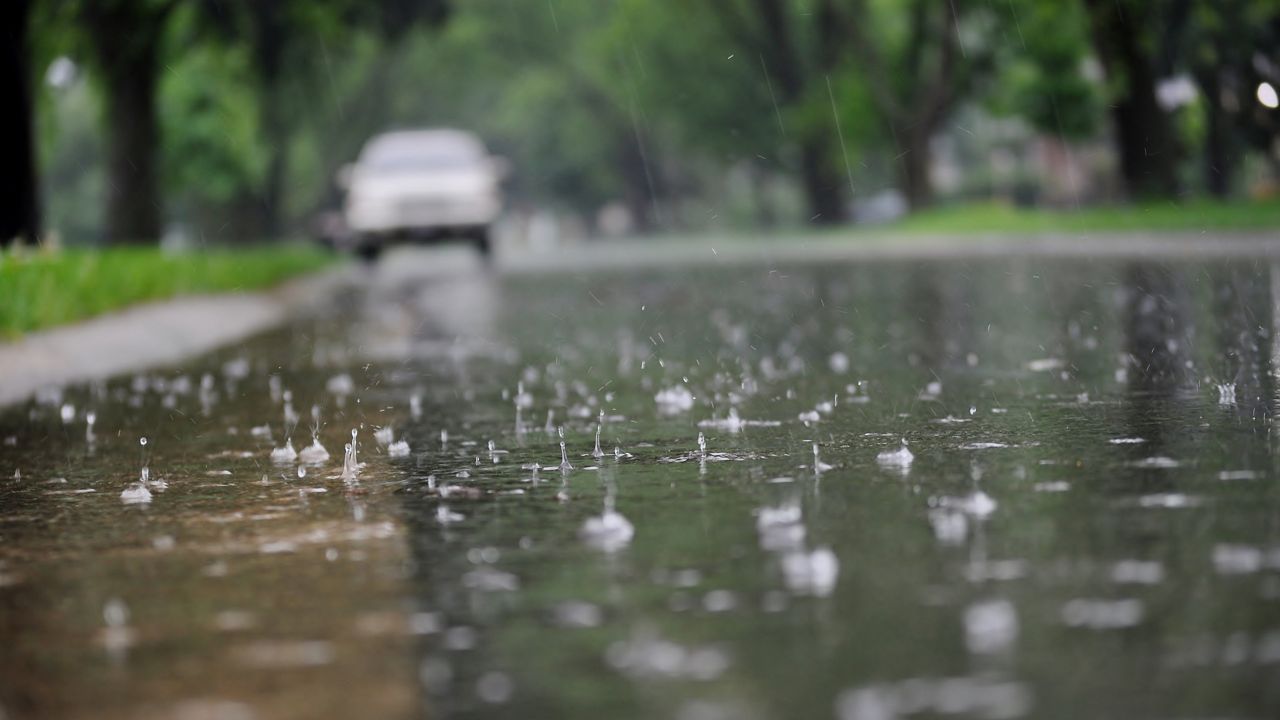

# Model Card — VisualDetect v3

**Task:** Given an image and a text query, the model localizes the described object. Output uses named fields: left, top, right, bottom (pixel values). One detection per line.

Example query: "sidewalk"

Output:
left=0, top=266, right=352, bottom=407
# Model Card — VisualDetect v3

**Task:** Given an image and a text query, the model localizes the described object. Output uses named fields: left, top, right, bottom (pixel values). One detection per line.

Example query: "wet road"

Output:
left=4, top=246, right=1280, bottom=719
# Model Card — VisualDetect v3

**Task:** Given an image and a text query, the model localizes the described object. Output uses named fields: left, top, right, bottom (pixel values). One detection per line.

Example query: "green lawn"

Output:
left=883, top=199, right=1280, bottom=234
left=0, top=245, right=336, bottom=338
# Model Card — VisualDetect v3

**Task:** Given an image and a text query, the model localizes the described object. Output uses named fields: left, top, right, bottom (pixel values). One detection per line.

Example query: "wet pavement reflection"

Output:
left=4, top=249, right=1280, bottom=719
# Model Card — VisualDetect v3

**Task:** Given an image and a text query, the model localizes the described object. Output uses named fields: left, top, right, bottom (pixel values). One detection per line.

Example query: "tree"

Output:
left=1080, top=0, right=1182, bottom=200
left=839, top=0, right=1007, bottom=210
left=707, top=0, right=850, bottom=222
left=410, top=0, right=672, bottom=231
left=1, top=0, right=40, bottom=245
left=77, top=0, right=181, bottom=244
left=989, top=0, right=1099, bottom=142
left=1177, top=0, right=1280, bottom=196
left=44, top=0, right=450, bottom=246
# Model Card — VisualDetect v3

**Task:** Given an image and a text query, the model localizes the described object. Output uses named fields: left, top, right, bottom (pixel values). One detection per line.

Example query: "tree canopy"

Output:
left=6, top=0, right=1278, bottom=246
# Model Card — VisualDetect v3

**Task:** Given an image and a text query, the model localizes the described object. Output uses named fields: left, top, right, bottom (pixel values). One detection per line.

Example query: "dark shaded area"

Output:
left=0, top=0, right=39, bottom=245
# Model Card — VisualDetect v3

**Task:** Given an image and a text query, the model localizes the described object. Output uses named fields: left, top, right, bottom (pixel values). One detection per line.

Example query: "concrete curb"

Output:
left=0, top=265, right=353, bottom=407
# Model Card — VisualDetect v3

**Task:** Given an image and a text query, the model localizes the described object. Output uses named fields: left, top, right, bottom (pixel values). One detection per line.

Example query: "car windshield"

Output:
left=360, top=135, right=483, bottom=172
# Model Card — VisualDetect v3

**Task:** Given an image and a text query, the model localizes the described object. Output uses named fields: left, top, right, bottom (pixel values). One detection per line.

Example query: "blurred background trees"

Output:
left=7, top=0, right=1280, bottom=246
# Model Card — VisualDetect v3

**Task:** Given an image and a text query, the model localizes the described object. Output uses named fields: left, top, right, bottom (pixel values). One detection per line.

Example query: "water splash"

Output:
left=876, top=438, right=914, bottom=470
left=122, top=438, right=156, bottom=504
left=374, top=426, right=394, bottom=445
left=342, top=429, right=360, bottom=482
left=326, top=373, right=355, bottom=396
left=964, top=599, right=1019, bottom=654
left=120, top=482, right=152, bottom=505
left=781, top=547, right=839, bottom=597
left=558, top=426, right=574, bottom=471
left=1217, top=383, right=1237, bottom=405
left=579, top=510, right=635, bottom=552
left=388, top=439, right=411, bottom=457
left=698, top=407, right=781, bottom=433
left=593, top=424, right=605, bottom=459
left=522, top=462, right=542, bottom=485
left=812, top=443, right=834, bottom=473
left=299, top=437, right=330, bottom=464
left=270, top=438, right=298, bottom=464
left=514, top=381, right=533, bottom=409
left=697, top=432, right=707, bottom=456
left=580, top=476, right=633, bottom=552
left=437, top=505, right=465, bottom=524
left=655, top=385, right=695, bottom=414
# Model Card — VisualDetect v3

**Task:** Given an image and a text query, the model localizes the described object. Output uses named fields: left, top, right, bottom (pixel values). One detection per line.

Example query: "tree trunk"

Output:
left=617, top=123, right=660, bottom=233
left=799, top=139, right=844, bottom=224
left=89, top=2, right=167, bottom=244
left=1083, top=0, right=1180, bottom=200
left=0, top=0, right=39, bottom=246
left=898, top=128, right=934, bottom=210
left=253, top=2, right=288, bottom=240
left=1196, top=69, right=1235, bottom=197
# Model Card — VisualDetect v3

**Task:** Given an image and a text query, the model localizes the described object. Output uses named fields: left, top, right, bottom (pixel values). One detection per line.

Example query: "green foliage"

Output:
left=882, top=199, right=1280, bottom=234
left=160, top=42, right=266, bottom=206
left=26, top=0, right=1280, bottom=240
left=989, top=0, right=1099, bottom=139
left=0, top=245, right=335, bottom=336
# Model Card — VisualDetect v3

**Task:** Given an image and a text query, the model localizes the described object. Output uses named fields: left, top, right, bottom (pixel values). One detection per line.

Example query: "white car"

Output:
left=339, top=129, right=505, bottom=260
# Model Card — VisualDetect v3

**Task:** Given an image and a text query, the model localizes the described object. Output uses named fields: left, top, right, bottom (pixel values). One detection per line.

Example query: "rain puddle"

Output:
left=2, top=253, right=1280, bottom=718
